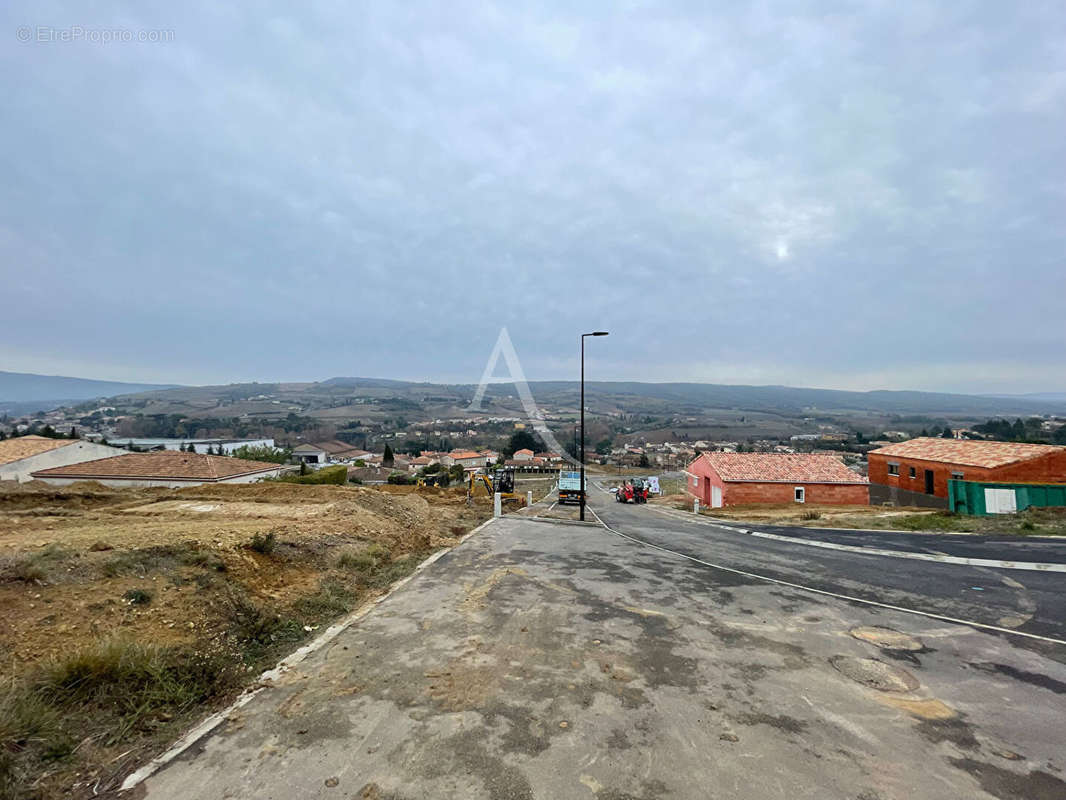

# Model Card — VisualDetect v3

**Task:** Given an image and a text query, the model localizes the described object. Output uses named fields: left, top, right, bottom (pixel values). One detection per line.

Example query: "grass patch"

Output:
left=292, top=579, right=357, bottom=620
left=97, top=545, right=183, bottom=578
left=0, top=639, right=240, bottom=798
left=0, top=545, right=75, bottom=585
left=337, top=542, right=389, bottom=572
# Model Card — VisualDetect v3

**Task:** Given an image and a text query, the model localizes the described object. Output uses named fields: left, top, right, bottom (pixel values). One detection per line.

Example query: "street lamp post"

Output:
left=580, top=331, right=609, bottom=521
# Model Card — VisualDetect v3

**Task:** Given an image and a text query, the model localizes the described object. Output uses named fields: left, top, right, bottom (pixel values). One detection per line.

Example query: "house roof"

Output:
left=694, top=452, right=867, bottom=484
left=514, top=448, right=534, bottom=456
left=311, top=440, right=365, bottom=456
left=32, top=451, right=282, bottom=482
left=868, top=438, right=1065, bottom=469
left=449, top=450, right=482, bottom=460
left=0, top=435, right=76, bottom=466
left=292, top=443, right=327, bottom=453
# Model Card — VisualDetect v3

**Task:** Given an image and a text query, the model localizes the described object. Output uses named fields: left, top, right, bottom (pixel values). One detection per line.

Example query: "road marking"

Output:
left=119, top=516, right=501, bottom=792
left=647, top=506, right=1066, bottom=573
left=587, top=507, right=1066, bottom=647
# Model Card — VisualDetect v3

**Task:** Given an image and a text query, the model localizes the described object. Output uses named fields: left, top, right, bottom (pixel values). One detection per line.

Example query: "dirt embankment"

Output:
left=0, top=481, right=491, bottom=799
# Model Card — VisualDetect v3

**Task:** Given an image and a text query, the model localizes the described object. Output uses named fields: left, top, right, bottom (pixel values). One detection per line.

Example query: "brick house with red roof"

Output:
left=685, top=453, right=868, bottom=508
left=867, top=438, right=1066, bottom=508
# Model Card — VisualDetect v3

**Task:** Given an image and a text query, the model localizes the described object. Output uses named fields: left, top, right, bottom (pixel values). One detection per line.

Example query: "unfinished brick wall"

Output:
left=723, top=482, right=869, bottom=506
left=868, top=449, right=1066, bottom=500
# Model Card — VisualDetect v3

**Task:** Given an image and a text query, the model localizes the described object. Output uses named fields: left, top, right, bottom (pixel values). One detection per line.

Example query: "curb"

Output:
left=648, top=506, right=1066, bottom=573
left=119, top=516, right=500, bottom=792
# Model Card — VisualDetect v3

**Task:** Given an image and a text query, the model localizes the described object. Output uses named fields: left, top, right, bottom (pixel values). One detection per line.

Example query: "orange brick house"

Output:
left=868, top=438, right=1066, bottom=508
left=685, top=453, right=869, bottom=508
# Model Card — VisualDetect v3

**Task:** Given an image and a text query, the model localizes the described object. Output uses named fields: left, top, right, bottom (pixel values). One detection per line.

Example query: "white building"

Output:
left=31, top=450, right=285, bottom=488
left=0, top=436, right=128, bottom=482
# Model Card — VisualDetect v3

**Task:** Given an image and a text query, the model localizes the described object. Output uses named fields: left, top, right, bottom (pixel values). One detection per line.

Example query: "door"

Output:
left=924, top=469, right=935, bottom=495
left=984, top=488, right=1017, bottom=514
left=711, top=486, right=723, bottom=508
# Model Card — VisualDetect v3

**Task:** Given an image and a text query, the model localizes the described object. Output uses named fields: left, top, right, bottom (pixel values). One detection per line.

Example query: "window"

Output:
left=794, top=487, right=805, bottom=503
left=951, top=471, right=964, bottom=480
left=692, top=476, right=699, bottom=487
left=909, top=467, right=917, bottom=479
left=887, top=462, right=899, bottom=476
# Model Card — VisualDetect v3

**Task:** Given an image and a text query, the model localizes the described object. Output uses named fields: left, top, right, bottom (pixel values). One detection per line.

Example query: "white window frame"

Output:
left=794, top=486, right=805, bottom=503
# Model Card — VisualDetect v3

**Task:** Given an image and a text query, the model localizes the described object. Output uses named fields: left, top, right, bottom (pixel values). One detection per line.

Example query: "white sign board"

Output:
left=647, top=476, right=660, bottom=494
left=984, top=488, right=1017, bottom=515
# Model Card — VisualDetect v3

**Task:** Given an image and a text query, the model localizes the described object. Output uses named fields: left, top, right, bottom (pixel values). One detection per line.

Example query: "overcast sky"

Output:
left=2, top=1, right=1063, bottom=394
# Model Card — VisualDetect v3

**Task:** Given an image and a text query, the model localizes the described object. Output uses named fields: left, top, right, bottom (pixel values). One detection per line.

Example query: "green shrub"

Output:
left=123, top=588, right=152, bottom=606
left=277, top=465, right=348, bottom=485
left=801, top=511, right=821, bottom=520
left=387, top=472, right=413, bottom=485
left=246, top=532, right=277, bottom=555
left=219, top=589, right=283, bottom=645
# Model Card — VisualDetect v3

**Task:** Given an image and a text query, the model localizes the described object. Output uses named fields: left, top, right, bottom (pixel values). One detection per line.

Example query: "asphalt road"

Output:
left=132, top=491, right=1066, bottom=800
left=709, top=520, right=1066, bottom=565
left=592, top=494, right=1066, bottom=648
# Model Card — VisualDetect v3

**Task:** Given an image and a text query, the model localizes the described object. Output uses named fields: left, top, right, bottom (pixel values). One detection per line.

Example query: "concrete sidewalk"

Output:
left=135, top=516, right=1066, bottom=799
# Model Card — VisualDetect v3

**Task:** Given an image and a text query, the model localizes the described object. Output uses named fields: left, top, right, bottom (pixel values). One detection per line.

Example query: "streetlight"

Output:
left=580, top=331, right=609, bottom=521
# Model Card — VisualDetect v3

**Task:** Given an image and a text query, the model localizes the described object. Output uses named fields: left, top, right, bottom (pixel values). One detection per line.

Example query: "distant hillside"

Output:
left=29, top=374, right=1066, bottom=420
left=0, top=371, right=178, bottom=413
left=512, top=382, right=1066, bottom=416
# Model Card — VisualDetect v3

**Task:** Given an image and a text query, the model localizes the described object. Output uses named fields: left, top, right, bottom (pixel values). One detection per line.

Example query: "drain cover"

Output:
left=830, top=656, right=920, bottom=692
left=849, top=626, right=923, bottom=651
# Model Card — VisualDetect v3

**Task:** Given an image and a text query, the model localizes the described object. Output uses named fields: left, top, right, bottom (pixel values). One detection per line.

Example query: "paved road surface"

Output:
left=594, top=497, right=1066, bottom=645
left=134, top=491, right=1066, bottom=799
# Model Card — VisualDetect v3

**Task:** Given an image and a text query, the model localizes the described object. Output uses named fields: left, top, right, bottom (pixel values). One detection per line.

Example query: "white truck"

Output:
left=557, top=470, right=586, bottom=505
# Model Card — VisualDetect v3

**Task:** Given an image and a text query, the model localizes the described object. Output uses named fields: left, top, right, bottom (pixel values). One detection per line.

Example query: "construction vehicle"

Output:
left=557, top=470, right=585, bottom=505
left=614, top=481, right=634, bottom=503
left=467, top=467, right=519, bottom=503
left=630, top=477, right=649, bottom=504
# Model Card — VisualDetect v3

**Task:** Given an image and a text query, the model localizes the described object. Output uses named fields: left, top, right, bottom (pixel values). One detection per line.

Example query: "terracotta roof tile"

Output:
left=695, top=452, right=867, bottom=484
left=868, top=438, right=1065, bottom=469
left=32, top=451, right=282, bottom=481
left=0, top=435, right=76, bottom=466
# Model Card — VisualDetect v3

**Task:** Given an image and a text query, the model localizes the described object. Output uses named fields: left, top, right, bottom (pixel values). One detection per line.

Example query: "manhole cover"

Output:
left=849, top=626, right=923, bottom=651
left=830, top=656, right=920, bottom=692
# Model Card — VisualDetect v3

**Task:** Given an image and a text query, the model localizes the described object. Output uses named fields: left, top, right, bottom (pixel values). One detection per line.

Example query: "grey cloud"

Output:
left=1, top=0, right=1063, bottom=391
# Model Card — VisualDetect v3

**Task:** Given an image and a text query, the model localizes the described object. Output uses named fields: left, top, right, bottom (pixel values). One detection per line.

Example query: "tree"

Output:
left=231, top=444, right=291, bottom=464
left=1054, top=426, right=1066, bottom=445
left=595, top=439, right=612, bottom=456
left=941, top=426, right=953, bottom=439
left=1011, top=418, right=1026, bottom=440
left=299, top=461, right=309, bottom=476
left=383, top=444, right=394, bottom=467
left=69, top=426, right=77, bottom=439
left=504, top=429, right=540, bottom=458
left=639, top=454, right=650, bottom=468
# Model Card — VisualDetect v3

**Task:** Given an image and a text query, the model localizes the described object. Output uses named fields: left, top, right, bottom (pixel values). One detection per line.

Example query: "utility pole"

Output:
left=580, top=331, right=609, bottom=521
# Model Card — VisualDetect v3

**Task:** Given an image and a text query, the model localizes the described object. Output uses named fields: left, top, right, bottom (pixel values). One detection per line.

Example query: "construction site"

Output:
left=0, top=480, right=500, bottom=799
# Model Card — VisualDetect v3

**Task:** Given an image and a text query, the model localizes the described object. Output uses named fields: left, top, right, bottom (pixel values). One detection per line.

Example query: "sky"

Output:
left=2, top=1, right=1064, bottom=394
